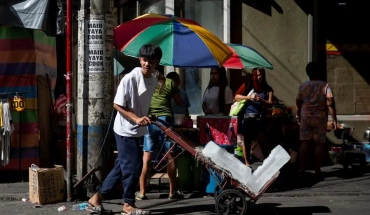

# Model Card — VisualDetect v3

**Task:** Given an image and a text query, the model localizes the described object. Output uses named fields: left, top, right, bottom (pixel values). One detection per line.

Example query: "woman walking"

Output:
left=234, top=68, right=273, bottom=166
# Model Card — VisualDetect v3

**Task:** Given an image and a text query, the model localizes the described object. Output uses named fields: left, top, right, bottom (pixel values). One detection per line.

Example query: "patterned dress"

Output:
left=296, top=80, right=333, bottom=143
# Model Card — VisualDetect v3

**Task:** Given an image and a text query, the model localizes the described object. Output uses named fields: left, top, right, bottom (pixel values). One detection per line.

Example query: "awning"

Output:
left=0, top=0, right=65, bottom=35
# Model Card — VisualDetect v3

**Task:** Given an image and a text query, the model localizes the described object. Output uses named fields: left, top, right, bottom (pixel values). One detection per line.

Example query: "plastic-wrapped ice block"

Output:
left=246, top=145, right=290, bottom=195
left=202, top=141, right=252, bottom=185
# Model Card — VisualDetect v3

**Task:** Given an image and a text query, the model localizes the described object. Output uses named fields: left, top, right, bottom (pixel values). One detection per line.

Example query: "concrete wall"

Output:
left=323, top=1, right=370, bottom=143
left=240, top=0, right=308, bottom=107
left=326, top=55, right=370, bottom=143
left=327, top=55, right=370, bottom=115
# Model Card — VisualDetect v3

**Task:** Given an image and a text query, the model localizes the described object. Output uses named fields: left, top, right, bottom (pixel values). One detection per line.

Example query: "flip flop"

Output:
left=86, top=203, right=112, bottom=214
left=121, top=208, right=151, bottom=215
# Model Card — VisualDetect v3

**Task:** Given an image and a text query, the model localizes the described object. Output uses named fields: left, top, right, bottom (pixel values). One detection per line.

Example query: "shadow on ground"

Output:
left=266, top=163, right=370, bottom=192
left=147, top=202, right=331, bottom=215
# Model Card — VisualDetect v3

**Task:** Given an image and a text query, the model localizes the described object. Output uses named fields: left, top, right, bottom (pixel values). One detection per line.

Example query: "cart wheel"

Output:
left=215, top=189, right=247, bottom=215
left=214, top=182, right=233, bottom=200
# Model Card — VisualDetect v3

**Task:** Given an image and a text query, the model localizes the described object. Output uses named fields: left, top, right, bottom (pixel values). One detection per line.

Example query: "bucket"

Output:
left=334, top=123, right=354, bottom=140
left=176, top=154, right=201, bottom=192
left=202, top=144, right=235, bottom=194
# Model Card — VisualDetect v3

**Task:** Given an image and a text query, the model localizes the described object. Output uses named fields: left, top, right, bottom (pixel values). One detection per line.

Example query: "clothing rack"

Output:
left=0, top=91, right=28, bottom=181
left=0, top=91, right=29, bottom=97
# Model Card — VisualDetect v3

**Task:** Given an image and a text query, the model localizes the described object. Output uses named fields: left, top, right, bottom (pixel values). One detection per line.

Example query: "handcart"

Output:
left=133, top=116, right=280, bottom=215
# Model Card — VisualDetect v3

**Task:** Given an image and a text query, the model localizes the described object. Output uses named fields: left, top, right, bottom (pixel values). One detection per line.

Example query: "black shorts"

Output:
left=241, top=117, right=266, bottom=141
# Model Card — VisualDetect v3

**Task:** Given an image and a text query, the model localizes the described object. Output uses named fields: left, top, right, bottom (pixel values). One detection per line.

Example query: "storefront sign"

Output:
left=86, top=20, right=105, bottom=46
left=10, top=96, right=25, bottom=112
left=85, top=18, right=105, bottom=73
left=87, top=47, right=105, bottom=73
left=79, top=15, right=113, bottom=74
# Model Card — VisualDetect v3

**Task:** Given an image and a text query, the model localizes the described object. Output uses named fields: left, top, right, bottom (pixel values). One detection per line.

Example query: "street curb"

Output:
left=0, top=195, right=24, bottom=202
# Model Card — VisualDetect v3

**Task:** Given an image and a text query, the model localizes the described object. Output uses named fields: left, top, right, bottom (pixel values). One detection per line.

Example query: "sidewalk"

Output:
left=0, top=165, right=369, bottom=202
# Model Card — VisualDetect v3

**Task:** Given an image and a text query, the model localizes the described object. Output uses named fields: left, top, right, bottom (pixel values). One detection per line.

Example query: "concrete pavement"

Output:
left=0, top=195, right=369, bottom=215
left=0, top=165, right=369, bottom=214
left=1, top=165, right=370, bottom=202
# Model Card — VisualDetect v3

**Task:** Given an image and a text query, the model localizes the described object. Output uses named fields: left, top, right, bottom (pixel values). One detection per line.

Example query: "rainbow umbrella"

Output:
left=114, top=14, right=232, bottom=68
left=223, top=43, right=274, bottom=70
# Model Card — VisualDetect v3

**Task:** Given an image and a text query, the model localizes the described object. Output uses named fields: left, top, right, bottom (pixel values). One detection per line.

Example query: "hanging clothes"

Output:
left=0, top=101, right=3, bottom=165
left=0, top=101, right=3, bottom=128
left=1, top=101, right=14, bottom=166
left=2, top=101, right=14, bottom=134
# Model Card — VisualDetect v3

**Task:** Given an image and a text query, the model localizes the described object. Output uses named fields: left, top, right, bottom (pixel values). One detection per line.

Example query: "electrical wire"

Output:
left=92, top=107, right=116, bottom=168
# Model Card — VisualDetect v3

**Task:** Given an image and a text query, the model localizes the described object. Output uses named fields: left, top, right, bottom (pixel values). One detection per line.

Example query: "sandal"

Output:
left=121, top=209, right=151, bottom=215
left=86, top=203, right=112, bottom=214
left=135, top=191, right=148, bottom=200
left=168, top=190, right=184, bottom=200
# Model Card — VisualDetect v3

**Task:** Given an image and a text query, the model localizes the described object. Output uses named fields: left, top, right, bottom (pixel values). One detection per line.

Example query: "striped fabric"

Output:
left=0, top=26, right=57, bottom=170
left=0, top=0, right=65, bottom=36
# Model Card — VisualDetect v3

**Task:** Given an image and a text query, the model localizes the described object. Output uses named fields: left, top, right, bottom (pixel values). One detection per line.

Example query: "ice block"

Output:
left=201, top=142, right=290, bottom=196
left=202, top=141, right=252, bottom=185
left=246, top=145, right=290, bottom=194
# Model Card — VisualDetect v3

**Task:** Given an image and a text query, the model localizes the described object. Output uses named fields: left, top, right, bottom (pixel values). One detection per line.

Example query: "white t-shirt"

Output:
left=113, top=67, right=157, bottom=137
left=202, top=86, right=233, bottom=114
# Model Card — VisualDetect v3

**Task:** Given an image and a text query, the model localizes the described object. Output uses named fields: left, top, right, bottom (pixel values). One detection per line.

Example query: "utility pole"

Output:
left=77, top=0, right=114, bottom=186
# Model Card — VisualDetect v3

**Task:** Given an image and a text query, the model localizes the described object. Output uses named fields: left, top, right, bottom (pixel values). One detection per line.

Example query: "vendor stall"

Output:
left=0, top=26, right=58, bottom=171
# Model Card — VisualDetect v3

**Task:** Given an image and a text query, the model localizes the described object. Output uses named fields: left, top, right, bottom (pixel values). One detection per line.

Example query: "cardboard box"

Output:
left=29, top=165, right=65, bottom=204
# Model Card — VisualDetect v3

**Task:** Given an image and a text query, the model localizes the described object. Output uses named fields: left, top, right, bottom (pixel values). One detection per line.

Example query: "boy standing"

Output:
left=88, top=44, right=162, bottom=215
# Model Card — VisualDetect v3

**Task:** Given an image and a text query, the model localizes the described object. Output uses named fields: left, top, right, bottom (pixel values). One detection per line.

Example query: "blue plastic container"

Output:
left=202, top=144, right=235, bottom=194
left=363, top=143, right=370, bottom=162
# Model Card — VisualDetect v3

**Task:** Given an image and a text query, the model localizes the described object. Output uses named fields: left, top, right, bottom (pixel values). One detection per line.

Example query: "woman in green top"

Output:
left=137, top=70, right=184, bottom=200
